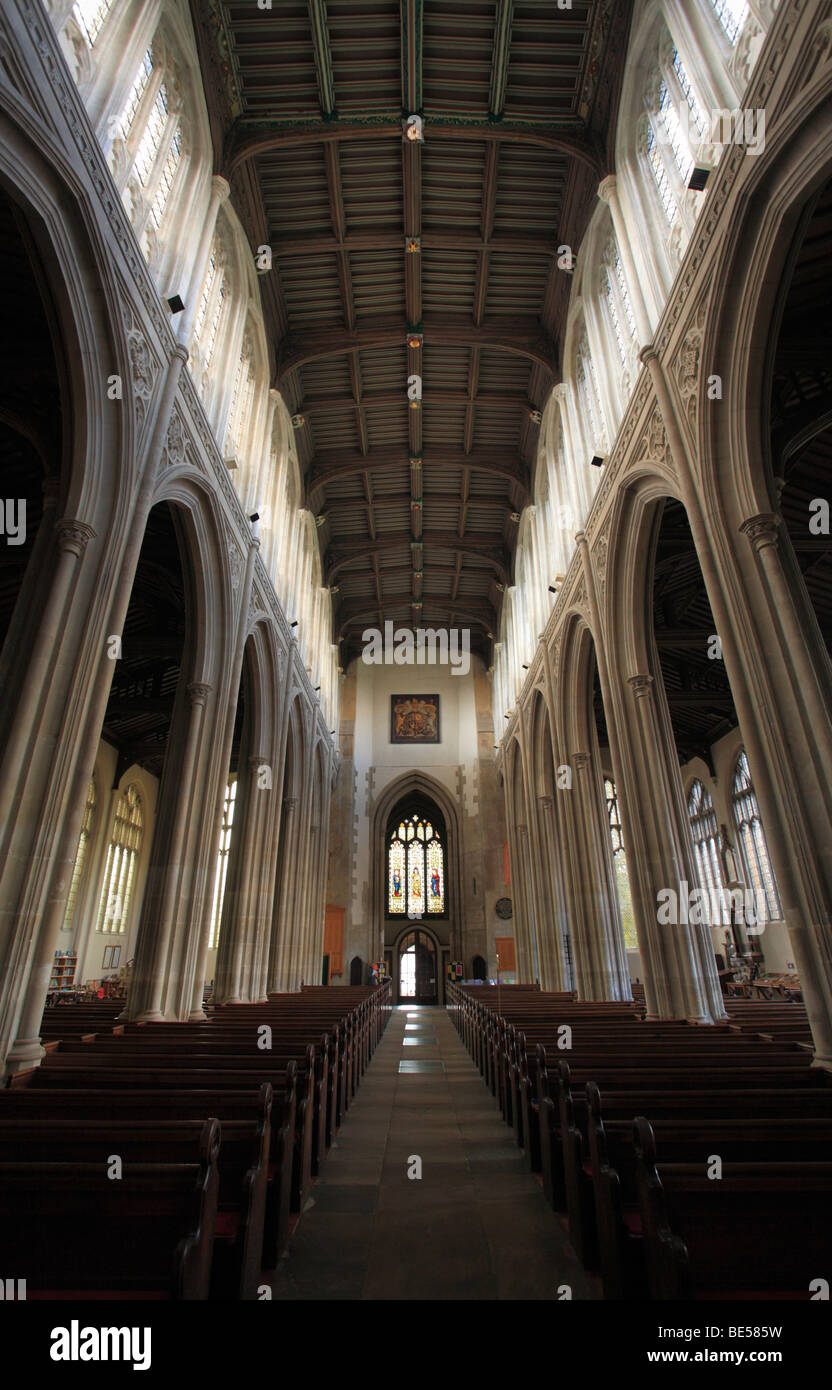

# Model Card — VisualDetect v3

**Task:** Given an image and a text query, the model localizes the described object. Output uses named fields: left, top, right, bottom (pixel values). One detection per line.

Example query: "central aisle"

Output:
left=271, top=1004, right=596, bottom=1300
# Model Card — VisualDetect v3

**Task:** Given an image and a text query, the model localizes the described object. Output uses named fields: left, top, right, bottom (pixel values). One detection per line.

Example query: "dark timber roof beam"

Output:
left=308, top=0, right=337, bottom=118
left=400, top=0, right=423, bottom=114
left=305, top=448, right=530, bottom=498
left=326, top=534, right=511, bottom=585
left=277, top=317, right=558, bottom=382
left=488, top=1, right=514, bottom=119
left=225, top=121, right=606, bottom=177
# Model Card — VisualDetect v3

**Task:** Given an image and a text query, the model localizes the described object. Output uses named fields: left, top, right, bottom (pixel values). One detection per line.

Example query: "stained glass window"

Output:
left=732, top=751, right=782, bottom=921
left=427, top=838, right=444, bottom=912
left=389, top=838, right=405, bottom=914
left=407, top=839, right=425, bottom=914
left=387, top=810, right=446, bottom=916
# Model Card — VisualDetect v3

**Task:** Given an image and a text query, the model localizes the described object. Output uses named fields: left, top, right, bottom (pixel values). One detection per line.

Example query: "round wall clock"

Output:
left=495, top=897, right=512, bottom=920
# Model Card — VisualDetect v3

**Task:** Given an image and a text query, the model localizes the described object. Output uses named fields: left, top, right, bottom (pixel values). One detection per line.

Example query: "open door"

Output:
left=398, top=930, right=437, bottom=1004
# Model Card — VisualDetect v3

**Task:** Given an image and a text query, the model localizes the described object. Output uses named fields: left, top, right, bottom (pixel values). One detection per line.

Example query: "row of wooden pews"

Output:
left=0, top=981, right=392, bottom=1300
left=449, top=983, right=832, bottom=1300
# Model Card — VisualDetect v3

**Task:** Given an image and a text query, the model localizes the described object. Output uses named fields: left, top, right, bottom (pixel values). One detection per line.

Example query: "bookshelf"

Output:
left=49, top=950, right=77, bottom=991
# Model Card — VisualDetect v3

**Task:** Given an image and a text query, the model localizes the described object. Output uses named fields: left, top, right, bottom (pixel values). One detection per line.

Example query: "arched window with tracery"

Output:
left=731, top=751, right=783, bottom=921
left=711, top=0, right=750, bottom=46
left=575, top=328, right=608, bottom=457
left=61, top=777, right=97, bottom=934
left=95, top=784, right=144, bottom=935
left=190, top=229, right=231, bottom=403
left=71, top=0, right=115, bottom=47
left=106, top=37, right=187, bottom=266
left=688, top=779, right=731, bottom=925
left=225, top=330, right=258, bottom=468
left=209, top=777, right=237, bottom=950
left=639, top=29, right=710, bottom=257
left=387, top=810, right=446, bottom=917
left=604, top=776, right=637, bottom=950
left=601, top=236, right=638, bottom=366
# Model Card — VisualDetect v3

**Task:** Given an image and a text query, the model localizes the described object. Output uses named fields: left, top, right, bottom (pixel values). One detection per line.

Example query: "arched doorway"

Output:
left=397, top=928, right=438, bottom=1005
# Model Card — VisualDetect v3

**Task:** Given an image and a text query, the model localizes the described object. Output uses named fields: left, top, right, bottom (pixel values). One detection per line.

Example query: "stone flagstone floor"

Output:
left=270, top=1004, right=597, bottom=1300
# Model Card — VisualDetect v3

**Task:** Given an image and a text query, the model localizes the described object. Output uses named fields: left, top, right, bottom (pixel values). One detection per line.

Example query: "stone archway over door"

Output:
left=396, top=927, right=439, bottom=1005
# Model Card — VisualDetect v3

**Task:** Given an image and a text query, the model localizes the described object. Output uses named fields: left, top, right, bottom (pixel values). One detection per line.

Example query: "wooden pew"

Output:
left=0, top=1118, right=220, bottom=1299
left=26, top=1054, right=314, bottom=1221
left=586, top=1083, right=832, bottom=1299
left=632, top=1116, right=832, bottom=1299
left=0, top=1082, right=293, bottom=1270
left=0, top=1105, right=269, bottom=1300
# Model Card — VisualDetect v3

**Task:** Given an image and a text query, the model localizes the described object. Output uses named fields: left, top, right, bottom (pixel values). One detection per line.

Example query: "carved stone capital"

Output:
left=248, top=754, right=269, bottom=770
left=638, top=344, right=657, bottom=368
left=211, top=175, right=231, bottom=204
left=56, top=519, right=96, bottom=557
left=740, top=512, right=780, bottom=552
left=597, top=174, right=617, bottom=204
left=627, top=674, right=654, bottom=699
left=283, top=797, right=298, bottom=813
left=186, top=681, right=212, bottom=707
left=537, top=795, right=553, bottom=811
left=572, top=751, right=591, bottom=771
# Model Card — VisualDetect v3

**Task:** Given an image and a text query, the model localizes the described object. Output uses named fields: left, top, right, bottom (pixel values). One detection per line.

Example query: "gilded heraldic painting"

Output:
left=390, top=694, right=440, bottom=744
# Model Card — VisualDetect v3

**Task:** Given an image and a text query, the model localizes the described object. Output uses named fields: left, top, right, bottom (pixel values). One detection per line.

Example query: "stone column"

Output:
left=127, top=680, right=212, bottom=1020
left=188, top=529, right=260, bottom=1017
left=0, top=519, right=96, bottom=841
left=741, top=514, right=832, bottom=777
left=734, top=513, right=832, bottom=1066
left=269, top=797, right=298, bottom=993
left=303, top=823, right=321, bottom=985
left=289, top=779, right=316, bottom=989
left=249, top=755, right=284, bottom=1004
left=623, top=674, right=722, bottom=1022
left=517, top=823, right=541, bottom=982
left=534, top=794, right=568, bottom=991
left=214, top=752, right=270, bottom=1004
left=570, top=748, right=631, bottom=1001
left=1, top=519, right=97, bottom=1073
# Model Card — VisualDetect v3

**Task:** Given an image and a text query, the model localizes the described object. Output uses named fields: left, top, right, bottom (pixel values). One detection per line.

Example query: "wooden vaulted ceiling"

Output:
left=192, top=0, right=632, bottom=666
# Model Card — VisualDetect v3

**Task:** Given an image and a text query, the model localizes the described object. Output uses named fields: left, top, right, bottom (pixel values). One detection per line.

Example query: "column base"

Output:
left=188, top=1008, right=208, bottom=1021
left=133, top=1009, right=167, bottom=1022
left=810, top=1052, right=832, bottom=1073
left=4, top=1036, right=45, bottom=1080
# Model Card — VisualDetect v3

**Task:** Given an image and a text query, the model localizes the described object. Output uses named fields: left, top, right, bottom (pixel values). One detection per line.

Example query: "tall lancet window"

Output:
left=387, top=812, right=445, bottom=916
left=688, top=779, right=730, bottom=925
left=576, top=329, right=607, bottom=454
left=605, top=776, right=636, bottom=949
left=731, top=750, right=783, bottom=922
left=95, top=784, right=144, bottom=935
left=209, top=777, right=237, bottom=949
left=642, top=35, right=709, bottom=233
